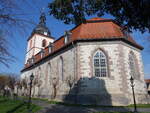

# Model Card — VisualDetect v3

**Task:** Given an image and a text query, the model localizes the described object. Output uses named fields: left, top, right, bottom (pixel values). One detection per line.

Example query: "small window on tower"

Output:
left=42, top=39, right=46, bottom=47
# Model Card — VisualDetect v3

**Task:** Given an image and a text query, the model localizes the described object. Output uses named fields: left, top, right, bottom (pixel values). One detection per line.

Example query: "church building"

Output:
left=20, top=13, right=149, bottom=106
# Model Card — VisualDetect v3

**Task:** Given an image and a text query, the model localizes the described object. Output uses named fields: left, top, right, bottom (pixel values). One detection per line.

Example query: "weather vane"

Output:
left=39, top=7, right=46, bottom=25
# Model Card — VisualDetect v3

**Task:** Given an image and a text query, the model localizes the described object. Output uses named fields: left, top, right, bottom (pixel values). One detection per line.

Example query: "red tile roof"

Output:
left=145, top=79, right=150, bottom=83
left=87, top=17, right=109, bottom=21
left=22, top=17, right=143, bottom=71
left=72, top=21, right=123, bottom=39
left=51, top=17, right=142, bottom=53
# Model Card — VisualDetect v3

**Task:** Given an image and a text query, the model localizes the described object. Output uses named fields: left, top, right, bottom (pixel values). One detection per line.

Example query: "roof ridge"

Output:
left=71, top=23, right=83, bottom=40
left=77, top=24, right=84, bottom=38
left=86, top=17, right=112, bottom=23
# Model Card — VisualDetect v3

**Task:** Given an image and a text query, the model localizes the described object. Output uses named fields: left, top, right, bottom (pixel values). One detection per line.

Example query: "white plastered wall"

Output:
left=25, top=34, right=54, bottom=63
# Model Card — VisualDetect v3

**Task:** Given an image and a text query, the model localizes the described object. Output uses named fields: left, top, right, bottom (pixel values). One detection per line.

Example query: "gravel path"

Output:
left=32, top=100, right=150, bottom=113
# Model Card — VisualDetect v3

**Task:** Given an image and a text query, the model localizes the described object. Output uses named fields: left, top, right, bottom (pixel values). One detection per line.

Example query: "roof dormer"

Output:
left=64, top=31, right=72, bottom=44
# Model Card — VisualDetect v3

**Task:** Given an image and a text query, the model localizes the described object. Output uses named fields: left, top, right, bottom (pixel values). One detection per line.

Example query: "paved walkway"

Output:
left=31, top=100, right=150, bottom=113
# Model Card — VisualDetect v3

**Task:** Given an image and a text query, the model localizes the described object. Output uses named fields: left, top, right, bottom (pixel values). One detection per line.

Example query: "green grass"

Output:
left=95, top=112, right=133, bottom=113
left=95, top=110, right=150, bottom=113
left=29, top=97, right=150, bottom=109
left=25, top=96, right=150, bottom=109
left=0, top=96, right=41, bottom=113
left=127, top=104, right=150, bottom=108
left=18, top=96, right=150, bottom=113
left=49, top=101, right=150, bottom=108
left=20, top=96, right=49, bottom=102
left=48, top=100, right=112, bottom=107
left=46, top=99, right=150, bottom=109
left=31, top=97, right=49, bottom=102
left=94, top=112, right=140, bottom=113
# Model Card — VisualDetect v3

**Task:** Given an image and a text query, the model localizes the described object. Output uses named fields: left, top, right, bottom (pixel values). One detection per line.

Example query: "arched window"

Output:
left=47, top=63, right=51, bottom=83
left=129, top=51, right=138, bottom=79
left=42, top=39, right=46, bottom=47
left=58, top=57, right=63, bottom=80
left=93, top=50, right=108, bottom=77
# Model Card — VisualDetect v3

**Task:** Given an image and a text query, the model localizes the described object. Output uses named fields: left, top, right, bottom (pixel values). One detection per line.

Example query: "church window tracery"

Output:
left=93, top=50, right=108, bottom=77
left=129, top=51, right=138, bottom=79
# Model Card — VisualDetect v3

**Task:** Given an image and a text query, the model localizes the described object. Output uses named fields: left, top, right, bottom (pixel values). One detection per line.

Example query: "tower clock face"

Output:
left=44, top=32, right=48, bottom=35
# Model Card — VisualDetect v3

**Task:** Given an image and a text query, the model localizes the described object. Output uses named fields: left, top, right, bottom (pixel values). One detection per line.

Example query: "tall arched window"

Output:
left=38, top=67, right=42, bottom=86
left=93, top=50, right=108, bottom=77
left=129, top=51, right=138, bottom=79
left=58, top=57, right=63, bottom=80
left=42, top=39, right=46, bottom=47
left=47, top=63, right=52, bottom=84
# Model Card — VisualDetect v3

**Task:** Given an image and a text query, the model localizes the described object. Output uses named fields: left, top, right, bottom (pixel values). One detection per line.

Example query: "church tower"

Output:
left=25, top=13, right=54, bottom=63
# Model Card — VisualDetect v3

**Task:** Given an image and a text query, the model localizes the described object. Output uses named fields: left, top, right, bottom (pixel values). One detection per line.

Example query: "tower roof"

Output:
left=32, top=13, right=51, bottom=36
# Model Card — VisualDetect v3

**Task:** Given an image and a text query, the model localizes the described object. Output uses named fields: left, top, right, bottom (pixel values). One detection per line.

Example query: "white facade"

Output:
left=25, top=34, right=54, bottom=63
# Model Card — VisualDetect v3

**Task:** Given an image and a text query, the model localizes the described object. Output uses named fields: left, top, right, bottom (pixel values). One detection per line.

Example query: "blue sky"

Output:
left=0, top=0, right=150, bottom=78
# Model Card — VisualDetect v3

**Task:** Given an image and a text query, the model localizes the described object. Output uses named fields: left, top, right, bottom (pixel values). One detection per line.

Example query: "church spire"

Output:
left=32, top=12, right=51, bottom=36
left=39, top=12, right=46, bottom=26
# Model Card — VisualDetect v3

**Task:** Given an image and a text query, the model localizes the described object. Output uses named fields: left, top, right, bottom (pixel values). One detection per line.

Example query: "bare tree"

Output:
left=37, top=79, right=42, bottom=97
left=14, top=80, right=21, bottom=96
left=0, top=32, right=14, bottom=67
left=0, top=73, right=19, bottom=96
left=0, top=0, right=35, bottom=67
left=0, top=0, right=34, bottom=34
left=20, top=78, right=28, bottom=96
left=66, top=75, right=74, bottom=91
left=52, top=77, right=59, bottom=99
left=0, top=74, right=8, bottom=95
left=32, top=77, right=38, bottom=97
left=7, top=74, right=19, bottom=91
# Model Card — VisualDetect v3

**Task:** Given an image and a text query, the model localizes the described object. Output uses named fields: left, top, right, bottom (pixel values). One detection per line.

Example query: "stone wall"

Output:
left=75, top=41, right=148, bottom=105
left=21, top=40, right=149, bottom=106
left=21, top=45, right=76, bottom=99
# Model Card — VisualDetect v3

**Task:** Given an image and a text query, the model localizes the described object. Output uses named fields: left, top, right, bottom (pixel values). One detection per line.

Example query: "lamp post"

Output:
left=130, top=76, right=137, bottom=113
left=28, top=73, right=34, bottom=110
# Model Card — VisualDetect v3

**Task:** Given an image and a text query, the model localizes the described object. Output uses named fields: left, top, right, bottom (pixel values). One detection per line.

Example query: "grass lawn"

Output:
left=94, top=112, right=140, bottom=113
left=32, top=97, right=150, bottom=108
left=0, top=96, right=41, bottom=113
left=127, top=104, right=150, bottom=108
left=20, top=96, right=150, bottom=113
